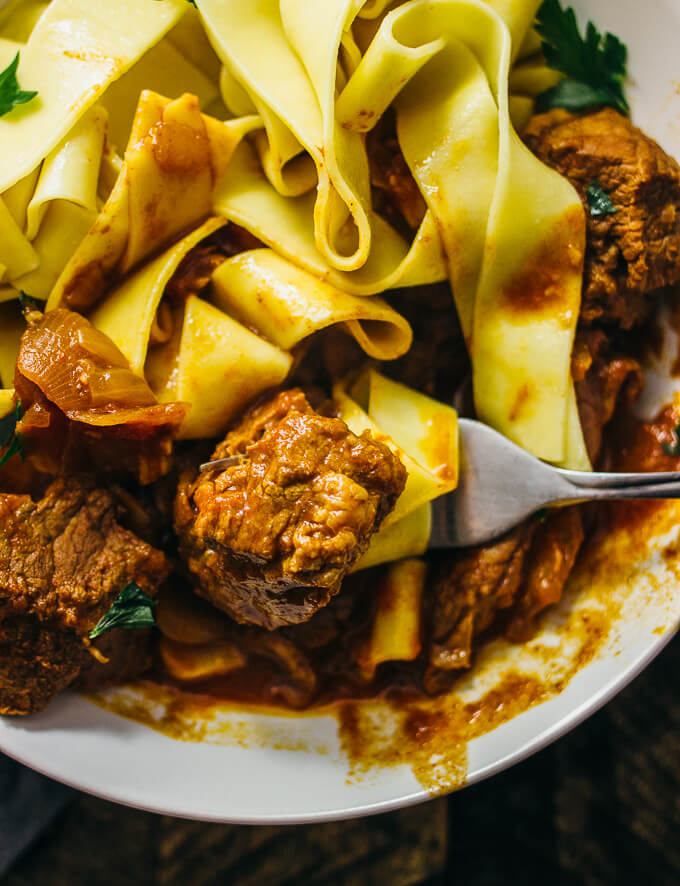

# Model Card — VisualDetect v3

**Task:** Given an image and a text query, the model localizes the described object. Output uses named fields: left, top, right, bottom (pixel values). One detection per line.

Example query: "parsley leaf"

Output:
left=663, top=421, right=680, bottom=457
left=18, top=289, right=42, bottom=315
left=586, top=180, right=617, bottom=217
left=535, top=0, right=629, bottom=115
left=0, top=53, right=38, bottom=118
left=89, top=582, right=158, bottom=640
left=0, top=399, right=23, bottom=468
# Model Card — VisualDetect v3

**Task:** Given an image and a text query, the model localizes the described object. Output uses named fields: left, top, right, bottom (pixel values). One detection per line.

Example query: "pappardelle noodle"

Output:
left=0, top=0, right=678, bottom=714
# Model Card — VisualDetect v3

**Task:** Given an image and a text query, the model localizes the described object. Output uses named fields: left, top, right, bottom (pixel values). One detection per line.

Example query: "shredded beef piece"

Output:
left=175, top=389, right=406, bottom=630
left=0, top=476, right=169, bottom=714
left=162, top=224, right=263, bottom=305
left=367, top=111, right=427, bottom=238
left=573, top=329, right=641, bottom=464
left=425, top=508, right=584, bottom=693
left=164, top=246, right=226, bottom=304
left=425, top=524, right=536, bottom=691
left=506, top=508, right=584, bottom=642
left=524, top=108, right=680, bottom=328
left=387, top=283, right=471, bottom=402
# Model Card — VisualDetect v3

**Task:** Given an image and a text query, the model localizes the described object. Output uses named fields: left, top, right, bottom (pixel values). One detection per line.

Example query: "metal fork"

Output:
left=201, top=418, right=680, bottom=550
left=430, top=418, right=680, bottom=549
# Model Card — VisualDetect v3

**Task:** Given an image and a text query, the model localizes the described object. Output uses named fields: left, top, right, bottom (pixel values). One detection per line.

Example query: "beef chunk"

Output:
left=425, top=508, right=584, bottom=693
left=175, top=389, right=407, bottom=630
left=524, top=108, right=680, bottom=328
left=425, top=523, right=536, bottom=692
left=572, top=329, right=641, bottom=464
left=505, top=508, right=584, bottom=642
left=0, top=477, right=169, bottom=714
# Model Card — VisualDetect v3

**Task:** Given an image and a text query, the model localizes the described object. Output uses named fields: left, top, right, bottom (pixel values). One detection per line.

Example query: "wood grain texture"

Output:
left=2, top=795, right=447, bottom=886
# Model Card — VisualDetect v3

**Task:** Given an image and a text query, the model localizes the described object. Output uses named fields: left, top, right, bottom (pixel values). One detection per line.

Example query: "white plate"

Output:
left=2, top=0, right=680, bottom=823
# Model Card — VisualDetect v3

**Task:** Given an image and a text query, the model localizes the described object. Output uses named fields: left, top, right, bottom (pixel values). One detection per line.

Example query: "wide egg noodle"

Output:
left=335, top=368, right=458, bottom=555
left=25, top=105, right=107, bottom=240
left=337, top=0, right=589, bottom=468
left=0, top=0, right=187, bottom=194
left=47, top=91, right=261, bottom=313
left=213, top=140, right=447, bottom=296
left=100, top=39, right=219, bottom=153
left=335, top=369, right=458, bottom=568
left=0, top=302, right=24, bottom=389
left=14, top=200, right=96, bottom=301
left=147, top=294, right=292, bottom=440
left=90, top=217, right=227, bottom=374
left=198, top=0, right=375, bottom=273
left=0, top=197, right=38, bottom=282
left=210, top=248, right=413, bottom=360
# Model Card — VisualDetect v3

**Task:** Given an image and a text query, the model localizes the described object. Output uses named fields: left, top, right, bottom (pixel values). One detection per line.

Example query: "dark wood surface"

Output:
left=3, top=634, right=680, bottom=886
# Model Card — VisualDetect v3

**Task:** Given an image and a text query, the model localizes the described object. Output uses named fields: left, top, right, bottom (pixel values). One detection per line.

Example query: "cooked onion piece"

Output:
left=15, top=308, right=186, bottom=481
left=160, top=637, right=246, bottom=683
left=211, top=247, right=412, bottom=360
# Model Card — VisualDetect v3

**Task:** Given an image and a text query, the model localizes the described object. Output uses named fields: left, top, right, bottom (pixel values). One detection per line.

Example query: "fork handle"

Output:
left=556, top=480, right=680, bottom=503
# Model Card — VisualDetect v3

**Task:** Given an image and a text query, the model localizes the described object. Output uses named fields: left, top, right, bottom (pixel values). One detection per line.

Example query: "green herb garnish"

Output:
left=586, top=180, right=617, bottom=217
left=535, top=0, right=629, bottom=115
left=663, top=421, right=680, bottom=457
left=0, top=53, right=38, bottom=118
left=18, top=289, right=42, bottom=315
left=0, top=399, right=22, bottom=468
left=89, top=582, right=157, bottom=640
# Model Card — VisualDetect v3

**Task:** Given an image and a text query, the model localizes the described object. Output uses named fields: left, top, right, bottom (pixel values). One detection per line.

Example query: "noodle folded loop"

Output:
left=48, top=91, right=260, bottom=313
left=15, top=308, right=187, bottom=482
left=210, top=248, right=413, bottom=360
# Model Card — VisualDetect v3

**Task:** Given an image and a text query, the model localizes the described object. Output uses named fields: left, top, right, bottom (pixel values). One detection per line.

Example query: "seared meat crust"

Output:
left=525, top=108, right=680, bottom=328
left=0, top=476, right=169, bottom=714
left=176, top=389, right=406, bottom=630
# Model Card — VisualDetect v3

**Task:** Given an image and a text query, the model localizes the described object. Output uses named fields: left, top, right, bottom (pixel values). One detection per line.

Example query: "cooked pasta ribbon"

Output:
left=355, top=504, right=432, bottom=571
left=210, top=248, right=412, bottom=360
left=336, top=0, right=588, bottom=468
left=0, top=0, right=186, bottom=194
left=90, top=217, right=227, bottom=374
left=0, top=302, right=25, bottom=389
left=146, top=294, right=292, bottom=440
left=26, top=105, right=107, bottom=240
left=213, top=141, right=447, bottom=296
left=357, top=559, right=426, bottom=680
left=47, top=91, right=260, bottom=313
left=335, top=369, right=458, bottom=566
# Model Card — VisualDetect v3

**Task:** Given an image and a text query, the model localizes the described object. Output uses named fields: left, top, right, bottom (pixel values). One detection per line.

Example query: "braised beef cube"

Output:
left=524, top=108, right=680, bottom=328
left=0, top=477, right=169, bottom=715
left=425, top=509, right=583, bottom=694
left=572, top=329, right=641, bottom=465
left=175, top=389, right=406, bottom=630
